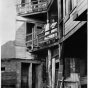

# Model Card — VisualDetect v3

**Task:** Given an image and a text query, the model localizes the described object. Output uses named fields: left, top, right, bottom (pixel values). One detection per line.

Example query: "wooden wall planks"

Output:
left=64, top=0, right=87, bottom=35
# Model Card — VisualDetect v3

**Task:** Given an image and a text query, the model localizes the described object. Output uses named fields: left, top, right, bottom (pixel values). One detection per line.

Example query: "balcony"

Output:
left=16, top=0, right=52, bottom=16
left=26, top=23, right=58, bottom=51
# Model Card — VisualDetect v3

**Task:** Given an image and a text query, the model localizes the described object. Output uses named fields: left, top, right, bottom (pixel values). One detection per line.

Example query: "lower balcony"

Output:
left=26, top=26, right=58, bottom=51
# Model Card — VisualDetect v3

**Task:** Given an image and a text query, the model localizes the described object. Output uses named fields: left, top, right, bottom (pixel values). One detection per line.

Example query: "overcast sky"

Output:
left=0, top=0, right=16, bottom=45
left=0, top=0, right=25, bottom=45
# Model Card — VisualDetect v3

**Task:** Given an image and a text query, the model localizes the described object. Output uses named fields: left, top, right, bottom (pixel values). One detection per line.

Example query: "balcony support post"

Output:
left=48, top=49, right=52, bottom=88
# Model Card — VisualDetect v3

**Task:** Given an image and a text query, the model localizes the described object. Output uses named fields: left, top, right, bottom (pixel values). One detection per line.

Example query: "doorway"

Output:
left=21, top=63, right=42, bottom=88
left=32, top=63, right=43, bottom=88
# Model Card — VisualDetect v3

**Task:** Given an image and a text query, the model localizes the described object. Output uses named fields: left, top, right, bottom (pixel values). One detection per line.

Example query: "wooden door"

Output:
left=21, top=63, right=29, bottom=88
left=36, top=64, right=43, bottom=88
left=32, top=64, right=43, bottom=88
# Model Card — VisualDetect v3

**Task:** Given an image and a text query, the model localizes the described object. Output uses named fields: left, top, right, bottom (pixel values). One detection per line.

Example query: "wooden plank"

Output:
left=65, top=15, right=80, bottom=29
left=28, top=63, right=32, bottom=88
left=65, top=20, right=80, bottom=34
left=78, top=0, right=85, bottom=7
left=65, top=15, right=75, bottom=27
left=65, top=21, right=80, bottom=35
left=64, top=21, right=86, bottom=41
left=63, top=0, right=66, bottom=17
left=77, top=0, right=87, bottom=13
left=2, top=72, right=17, bottom=85
left=78, top=4, right=87, bottom=16
left=15, top=22, right=26, bottom=47
left=15, top=46, right=26, bottom=59
left=70, top=7, right=77, bottom=17
left=37, top=64, right=43, bottom=88
left=48, top=49, right=52, bottom=88
left=52, top=58, right=55, bottom=88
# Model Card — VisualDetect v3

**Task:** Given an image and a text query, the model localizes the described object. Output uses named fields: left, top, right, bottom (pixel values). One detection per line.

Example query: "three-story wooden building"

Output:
left=16, top=0, right=87, bottom=88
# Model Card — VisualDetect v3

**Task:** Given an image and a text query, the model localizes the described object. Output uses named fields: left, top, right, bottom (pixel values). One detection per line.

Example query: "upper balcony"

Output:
left=16, top=0, right=53, bottom=16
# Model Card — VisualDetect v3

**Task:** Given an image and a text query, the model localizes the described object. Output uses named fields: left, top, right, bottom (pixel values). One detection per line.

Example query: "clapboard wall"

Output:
left=64, top=0, right=87, bottom=35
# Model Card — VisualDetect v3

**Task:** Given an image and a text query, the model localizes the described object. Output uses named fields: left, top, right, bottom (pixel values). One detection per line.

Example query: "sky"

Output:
left=0, top=0, right=25, bottom=45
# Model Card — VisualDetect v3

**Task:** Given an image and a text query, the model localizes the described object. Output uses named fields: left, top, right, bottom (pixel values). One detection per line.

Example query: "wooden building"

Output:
left=16, top=0, right=87, bottom=88
left=1, top=41, right=42, bottom=88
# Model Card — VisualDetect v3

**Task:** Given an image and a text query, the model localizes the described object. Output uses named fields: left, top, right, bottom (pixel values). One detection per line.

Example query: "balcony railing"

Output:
left=26, top=24, right=58, bottom=49
left=16, top=0, right=51, bottom=15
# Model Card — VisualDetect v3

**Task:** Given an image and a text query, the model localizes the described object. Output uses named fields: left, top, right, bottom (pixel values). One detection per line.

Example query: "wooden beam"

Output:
left=18, top=11, right=47, bottom=17
left=52, top=58, right=55, bottom=88
left=48, top=49, right=52, bottom=88
left=28, top=63, right=32, bottom=88
left=59, top=21, right=87, bottom=43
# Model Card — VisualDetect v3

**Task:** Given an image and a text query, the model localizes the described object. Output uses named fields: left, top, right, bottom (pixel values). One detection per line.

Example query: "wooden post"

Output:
left=28, top=63, right=32, bottom=88
left=52, top=58, right=55, bottom=88
left=48, top=49, right=52, bottom=88
left=32, top=28, right=34, bottom=49
left=57, top=0, right=60, bottom=39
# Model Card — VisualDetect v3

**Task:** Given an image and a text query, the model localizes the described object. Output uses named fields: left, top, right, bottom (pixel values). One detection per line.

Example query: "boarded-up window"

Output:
left=75, top=58, right=80, bottom=73
left=55, top=62, right=59, bottom=69
left=1, top=67, right=5, bottom=71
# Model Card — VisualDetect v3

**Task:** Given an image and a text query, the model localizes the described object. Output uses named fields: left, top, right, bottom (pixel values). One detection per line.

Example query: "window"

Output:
left=31, top=0, right=38, bottom=4
left=1, top=67, right=5, bottom=71
left=55, top=62, right=59, bottom=69
left=21, top=0, right=25, bottom=6
left=64, top=0, right=77, bottom=16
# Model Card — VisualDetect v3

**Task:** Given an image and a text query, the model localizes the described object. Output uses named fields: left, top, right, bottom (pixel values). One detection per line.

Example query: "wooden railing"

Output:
left=16, top=0, right=50, bottom=15
left=37, top=28, right=58, bottom=44
left=26, top=27, right=58, bottom=49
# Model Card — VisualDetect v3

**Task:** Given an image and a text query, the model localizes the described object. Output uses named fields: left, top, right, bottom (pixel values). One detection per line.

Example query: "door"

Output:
left=32, top=64, right=43, bottom=88
left=33, top=24, right=44, bottom=46
left=21, top=63, right=29, bottom=88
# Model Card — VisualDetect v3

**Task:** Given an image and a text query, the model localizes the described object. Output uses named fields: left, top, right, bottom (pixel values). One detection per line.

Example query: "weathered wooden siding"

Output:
left=64, top=0, right=87, bottom=35
left=15, top=46, right=26, bottom=59
left=1, top=60, right=17, bottom=73
left=77, top=0, right=87, bottom=16
left=1, top=60, right=21, bottom=88
left=15, top=22, right=26, bottom=58
left=28, top=63, right=32, bottom=88
left=64, top=8, right=80, bottom=35
left=52, top=58, right=55, bottom=88
left=37, top=64, right=43, bottom=88
left=15, top=22, right=26, bottom=47
left=15, top=22, right=34, bottom=59
left=1, top=59, right=42, bottom=88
